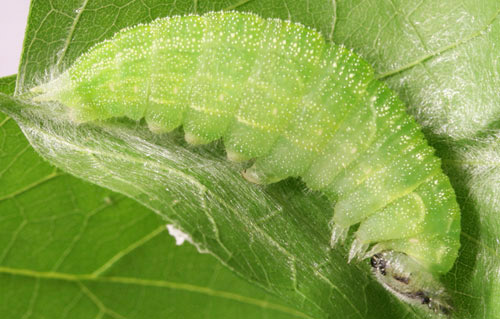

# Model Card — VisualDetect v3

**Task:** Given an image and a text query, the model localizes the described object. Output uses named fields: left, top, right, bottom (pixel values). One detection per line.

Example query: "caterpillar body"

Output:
left=32, top=11, right=460, bottom=314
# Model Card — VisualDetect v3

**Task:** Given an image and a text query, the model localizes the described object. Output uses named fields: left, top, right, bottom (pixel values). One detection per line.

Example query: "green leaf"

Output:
left=332, top=3, right=500, bottom=318
left=1, top=1, right=414, bottom=318
left=2, top=1, right=419, bottom=318
left=1, top=82, right=407, bottom=318
left=1, top=0, right=500, bottom=318
left=0, top=75, right=310, bottom=319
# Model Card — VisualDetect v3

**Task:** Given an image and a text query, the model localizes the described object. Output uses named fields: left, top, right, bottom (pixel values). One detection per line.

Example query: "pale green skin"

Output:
left=34, top=11, right=460, bottom=311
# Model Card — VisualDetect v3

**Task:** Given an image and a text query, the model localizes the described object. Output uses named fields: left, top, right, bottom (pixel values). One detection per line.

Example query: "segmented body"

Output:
left=34, top=11, right=460, bottom=313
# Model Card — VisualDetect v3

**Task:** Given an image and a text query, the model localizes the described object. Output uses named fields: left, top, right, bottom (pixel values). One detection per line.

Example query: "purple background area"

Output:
left=0, top=1, right=31, bottom=77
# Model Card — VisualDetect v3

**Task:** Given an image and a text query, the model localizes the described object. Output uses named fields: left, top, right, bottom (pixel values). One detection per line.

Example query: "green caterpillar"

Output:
left=32, top=11, right=460, bottom=315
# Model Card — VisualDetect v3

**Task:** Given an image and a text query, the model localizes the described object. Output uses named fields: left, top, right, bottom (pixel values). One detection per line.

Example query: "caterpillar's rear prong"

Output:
left=329, top=222, right=348, bottom=247
left=348, top=238, right=369, bottom=263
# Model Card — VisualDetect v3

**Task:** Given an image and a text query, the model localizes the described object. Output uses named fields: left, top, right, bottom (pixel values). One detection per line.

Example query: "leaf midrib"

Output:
left=54, top=0, right=90, bottom=69
left=376, top=7, right=500, bottom=79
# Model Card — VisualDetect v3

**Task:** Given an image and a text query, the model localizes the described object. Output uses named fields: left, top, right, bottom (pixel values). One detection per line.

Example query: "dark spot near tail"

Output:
left=370, top=254, right=387, bottom=276
left=439, top=304, right=451, bottom=316
left=380, top=267, right=387, bottom=277
left=414, top=291, right=431, bottom=305
left=393, top=275, right=410, bottom=285
left=406, top=290, right=452, bottom=315
left=422, top=296, right=431, bottom=305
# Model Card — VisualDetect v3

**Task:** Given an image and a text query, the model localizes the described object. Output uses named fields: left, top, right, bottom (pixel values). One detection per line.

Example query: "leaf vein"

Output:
left=51, top=200, right=118, bottom=272
left=78, top=282, right=126, bottom=319
left=55, top=0, right=91, bottom=68
left=0, top=266, right=312, bottom=319
left=224, top=0, right=257, bottom=11
left=0, top=171, right=61, bottom=202
left=91, top=225, right=165, bottom=277
left=377, top=7, right=500, bottom=79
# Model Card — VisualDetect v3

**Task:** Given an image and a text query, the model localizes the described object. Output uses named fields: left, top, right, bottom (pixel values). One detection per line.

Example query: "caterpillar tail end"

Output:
left=370, top=251, right=452, bottom=316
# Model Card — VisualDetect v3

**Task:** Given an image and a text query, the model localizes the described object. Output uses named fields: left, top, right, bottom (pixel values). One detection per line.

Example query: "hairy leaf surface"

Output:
left=0, top=74, right=310, bottom=319
left=1, top=0, right=500, bottom=318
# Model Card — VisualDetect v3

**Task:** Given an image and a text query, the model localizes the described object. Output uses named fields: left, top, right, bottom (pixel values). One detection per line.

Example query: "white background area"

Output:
left=0, top=1, right=32, bottom=77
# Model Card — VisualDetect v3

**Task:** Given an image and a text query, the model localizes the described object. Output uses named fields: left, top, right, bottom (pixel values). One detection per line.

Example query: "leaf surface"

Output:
left=0, top=74, right=312, bottom=319
left=1, top=0, right=500, bottom=318
left=333, top=2, right=500, bottom=318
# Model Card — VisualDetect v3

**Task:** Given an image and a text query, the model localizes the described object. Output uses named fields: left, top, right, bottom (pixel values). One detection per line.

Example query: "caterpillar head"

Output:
left=370, top=251, right=452, bottom=316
